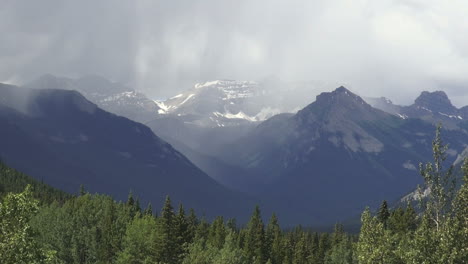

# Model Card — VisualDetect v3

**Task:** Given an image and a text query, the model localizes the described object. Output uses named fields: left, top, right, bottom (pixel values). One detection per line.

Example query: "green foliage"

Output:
left=418, top=124, right=457, bottom=231
left=0, top=185, right=58, bottom=263
left=377, top=200, right=390, bottom=229
left=325, top=236, right=353, bottom=264
left=356, top=208, right=396, bottom=264
left=243, top=205, right=267, bottom=263
left=116, top=214, right=161, bottom=264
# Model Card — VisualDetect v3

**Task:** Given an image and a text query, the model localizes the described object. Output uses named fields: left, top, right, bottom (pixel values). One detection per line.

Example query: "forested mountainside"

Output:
left=0, top=161, right=70, bottom=203
left=1, top=128, right=467, bottom=264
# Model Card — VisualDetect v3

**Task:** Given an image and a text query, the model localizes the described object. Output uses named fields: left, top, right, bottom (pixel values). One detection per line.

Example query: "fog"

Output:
left=1, top=0, right=468, bottom=106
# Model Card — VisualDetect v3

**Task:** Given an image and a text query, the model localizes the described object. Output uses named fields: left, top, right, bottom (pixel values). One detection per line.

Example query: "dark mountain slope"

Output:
left=218, top=87, right=468, bottom=224
left=0, top=84, right=253, bottom=220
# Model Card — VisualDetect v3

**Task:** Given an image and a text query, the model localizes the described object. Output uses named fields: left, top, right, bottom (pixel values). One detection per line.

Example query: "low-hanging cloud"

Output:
left=1, top=0, right=468, bottom=106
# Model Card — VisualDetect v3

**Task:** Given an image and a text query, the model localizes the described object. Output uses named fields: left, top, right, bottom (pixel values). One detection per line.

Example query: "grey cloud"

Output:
left=1, top=0, right=468, bottom=105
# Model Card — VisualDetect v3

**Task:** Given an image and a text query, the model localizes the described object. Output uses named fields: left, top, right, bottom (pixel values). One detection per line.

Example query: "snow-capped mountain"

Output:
left=154, top=79, right=339, bottom=128
left=154, top=80, right=286, bottom=127
left=25, top=74, right=161, bottom=123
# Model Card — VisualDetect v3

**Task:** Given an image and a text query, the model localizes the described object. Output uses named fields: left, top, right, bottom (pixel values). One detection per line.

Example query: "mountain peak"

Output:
left=296, top=86, right=383, bottom=125
left=335, top=86, right=349, bottom=92
left=414, top=90, right=457, bottom=114
left=315, top=86, right=367, bottom=106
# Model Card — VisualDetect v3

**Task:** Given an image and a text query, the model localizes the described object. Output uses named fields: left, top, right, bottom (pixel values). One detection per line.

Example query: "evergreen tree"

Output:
left=331, top=223, right=345, bottom=246
left=317, top=233, right=330, bottom=264
left=126, top=190, right=138, bottom=218
left=324, top=236, right=353, bottom=264
left=377, top=200, right=390, bottom=229
left=266, top=213, right=283, bottom=264
left=174, top=203, right=189, bottom=263
left=244, top=205, right=266, bottom=264
left=134, top=198, right=141, bottom=215
left=208, top=216, right=226, bottom=249
left=187, top=208, right=199, bottom=242
left=143, top=202, right=153, bottom=216
left=309, top=232, right=320, bottom=263
left=159, top=195, right=177, bottom=264
left=227, top=218, right=237, bottom=232
left=79, top=184, right=86, bottom=196
left=403, top=202, right=417, bottom=232
left=292, top=232, right=310, bottom=264
left=213, top=231, right=247, bottom=264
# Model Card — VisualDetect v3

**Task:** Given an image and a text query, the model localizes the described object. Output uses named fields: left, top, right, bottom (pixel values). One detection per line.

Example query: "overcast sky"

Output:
left=1, top=0, right=468, bottom=105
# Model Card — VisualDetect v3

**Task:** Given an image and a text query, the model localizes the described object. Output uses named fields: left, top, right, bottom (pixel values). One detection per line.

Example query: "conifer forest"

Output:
left=1, top=127, right=467, bottom=264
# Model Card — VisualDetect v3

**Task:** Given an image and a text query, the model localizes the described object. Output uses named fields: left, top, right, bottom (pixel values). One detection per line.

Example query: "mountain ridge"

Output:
left=0, top=83, right=255, bottom=220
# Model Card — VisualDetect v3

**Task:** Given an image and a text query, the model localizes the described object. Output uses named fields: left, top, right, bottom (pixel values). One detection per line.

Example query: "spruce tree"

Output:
left=79, top=184, right=86, bottom=196
left=331, top=223, right=344, bottom=246
left=159, top=195, right=177, bottom=263
left=208, top=216, right=226, bottom=249
left=187, top=208, right=198, bottom=242
left=244, top=205, right=266, bottom=264
left=377, top=200, right=390, bottom=229
left=143, top=202, right=153, bottom=216
left=227, top=218, right=237, bottom=232
left=266, top=213, right=282, bottom=264
left=292, top=232, right=309, bottom=264
left=174, top=203, right=189, bottom=262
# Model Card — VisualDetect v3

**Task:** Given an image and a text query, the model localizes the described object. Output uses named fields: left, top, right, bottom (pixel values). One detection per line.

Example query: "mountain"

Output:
left=363, top=97, right=403, bottom=116
left=215, top=87, right=468, bottom=224
left=0, top=83, right=254, bottom=220
left=366, top=91, right=466, bottom=130
left=155, top=80, right=290, bottom=128
left=461, top=106, right=468, bottom=119
left=148, top=79, right=337, bottom=162
left=25, top=74, right=161, bottom=123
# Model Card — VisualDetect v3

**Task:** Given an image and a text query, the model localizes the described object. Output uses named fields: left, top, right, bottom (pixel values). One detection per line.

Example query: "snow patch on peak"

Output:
left=397, top=114, right=408, bottom=119
left=214, top=111, right=257, bottom=122
left=438, top=112, right=463, bottom=120
left=195, top=80, right=221, bottom=89
left=180, top=94, right=195, bottom=105
left=170, top=93, right=184, bottom=99
left=154, top=100, right=169, bottom=114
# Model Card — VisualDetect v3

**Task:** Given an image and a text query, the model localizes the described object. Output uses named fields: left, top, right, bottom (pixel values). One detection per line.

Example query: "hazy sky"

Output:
left=1, top=0, right=468, bottom=106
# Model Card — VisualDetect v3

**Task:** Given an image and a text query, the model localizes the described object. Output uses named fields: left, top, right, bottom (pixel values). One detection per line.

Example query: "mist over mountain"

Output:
left=25, top=74, right=161, bottom=123
left=0, top=83, right=255, bottom=220
left=2, top=73, right=468, bottom=225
